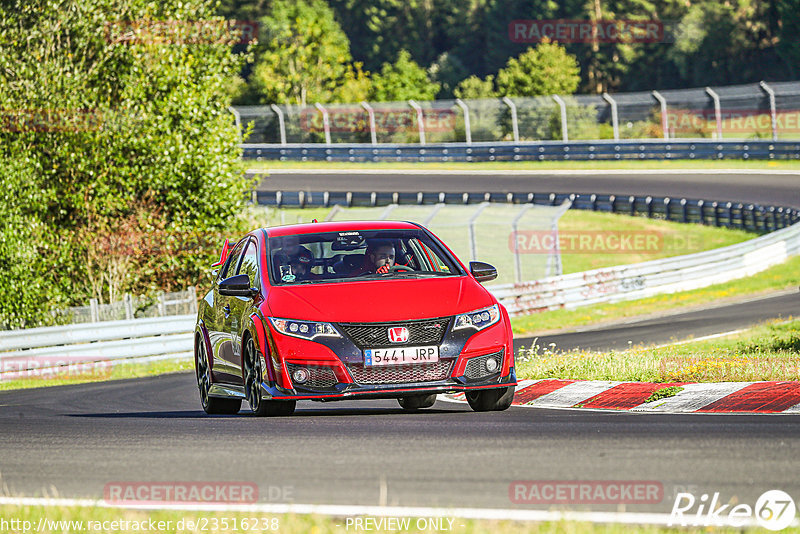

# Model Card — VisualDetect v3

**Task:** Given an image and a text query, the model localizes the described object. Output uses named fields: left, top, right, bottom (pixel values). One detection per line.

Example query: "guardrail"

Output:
left=491, top=221, right=800, bottom=316
left=0, top=315, right=195, bottom=380
left=256, top=190, right=800, bottom=232
left=243, top=140, right=800, bottom=162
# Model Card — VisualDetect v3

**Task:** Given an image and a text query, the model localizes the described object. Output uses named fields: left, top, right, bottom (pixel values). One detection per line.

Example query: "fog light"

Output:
left=485, top=357, right=499, bottom=373
left=292, top=367, right=310, bottom=384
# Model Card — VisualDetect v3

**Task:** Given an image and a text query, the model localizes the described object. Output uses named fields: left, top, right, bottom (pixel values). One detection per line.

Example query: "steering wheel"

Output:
left=390, top=264, right=414, bottom=272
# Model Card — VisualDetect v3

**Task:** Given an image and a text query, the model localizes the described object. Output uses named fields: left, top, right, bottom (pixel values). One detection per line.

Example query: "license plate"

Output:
left=364, top=346, right=439, bottom=366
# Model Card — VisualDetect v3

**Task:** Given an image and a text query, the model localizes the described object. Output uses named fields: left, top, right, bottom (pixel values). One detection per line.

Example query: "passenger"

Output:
left=275, top=247, right=317, bottom=281
left=288, top=248, right=317, bottom=280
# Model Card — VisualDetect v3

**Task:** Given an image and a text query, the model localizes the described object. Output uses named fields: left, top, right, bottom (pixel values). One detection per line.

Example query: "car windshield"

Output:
left=267, top=229, right=465, bottom=285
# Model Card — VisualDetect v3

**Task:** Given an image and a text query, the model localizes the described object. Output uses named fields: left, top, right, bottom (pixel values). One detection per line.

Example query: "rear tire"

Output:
left=244, top=337, right=296, bottom=417
left=196, top=336, right=241, bottom=415
left=398, top=393, right=437, bottom=410
left=466, top=386, right=515, bottom=412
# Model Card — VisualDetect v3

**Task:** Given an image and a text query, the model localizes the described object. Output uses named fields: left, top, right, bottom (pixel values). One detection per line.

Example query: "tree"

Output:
left=251, top=0, right=354, bottom=105
left=454, top=75, right=497, bottom=100
left=496, top=40, right=581, bottom=97
left=369, top=50, right=441, bottom=102
left=0, top=0, right=252, bottom=328
left=776, top=0, right=800, bottom=78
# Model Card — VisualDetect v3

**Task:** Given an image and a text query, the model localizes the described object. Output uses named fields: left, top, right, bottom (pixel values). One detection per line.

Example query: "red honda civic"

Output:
left=194, top=220, right=516, bottom=416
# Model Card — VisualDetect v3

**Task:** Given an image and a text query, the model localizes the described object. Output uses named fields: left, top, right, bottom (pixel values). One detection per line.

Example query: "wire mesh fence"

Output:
left=237, top=80, right=800, bottom=144
left=324, top=202, right=571, bottom=285
left=50, top=288, right=197, bottom=325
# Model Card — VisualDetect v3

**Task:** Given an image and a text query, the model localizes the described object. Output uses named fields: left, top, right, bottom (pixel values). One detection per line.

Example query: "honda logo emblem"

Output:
left=388, top=327, right=409, bottom=343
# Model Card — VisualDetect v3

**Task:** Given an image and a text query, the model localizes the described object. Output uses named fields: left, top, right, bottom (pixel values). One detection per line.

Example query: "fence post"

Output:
left=652, top=90, right=669, bottom=140
left=759, top=81, right=778, bottom=142
left=705, top=87, right=723, bottom=139
left=228, top=106, right=242, bottom=142
left=314, top=103, right=331, bottom=145
left=270, top=104, right=286, bottom=145
left=602, top=93, right=619, bottom=141
left=90, top=298, right=99, bottom=323
left=158, top=294, right=166, bottom=317
left=455, top=98, right=472, bottom=144
left=511, top=204, right=533, bottom=283
left=552, top=95, right=568, bottom=142
left=468, top=202, right=490, bottom=261
left=124, top=293, right=133, bottom=320
left=502, top=97, right=520, bottom=142
left=408, top=100, right=426, bottom=145
left=360, top=101, right=378, bottom=145
left=188, top=286, right=198, bottom=314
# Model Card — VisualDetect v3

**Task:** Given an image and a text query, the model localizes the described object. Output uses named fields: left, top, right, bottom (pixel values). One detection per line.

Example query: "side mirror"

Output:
left=219, top=274, right=258, bottom=298
left=469, top=261, right=497, bottom=283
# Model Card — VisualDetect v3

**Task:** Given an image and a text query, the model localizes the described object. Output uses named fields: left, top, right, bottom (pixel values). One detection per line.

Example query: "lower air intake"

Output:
left=346, top=360, right=453, bottom=385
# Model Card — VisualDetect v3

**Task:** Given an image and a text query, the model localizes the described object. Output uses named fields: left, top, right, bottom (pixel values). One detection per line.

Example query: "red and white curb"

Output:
left=445, top=379, right=800, bottom=414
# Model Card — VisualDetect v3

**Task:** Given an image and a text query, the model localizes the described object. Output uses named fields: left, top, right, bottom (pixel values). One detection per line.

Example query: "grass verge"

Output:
left=247, top=159, right=800, bottom=171
left=0, top=358, right=192, bottom=392
left=511, top=255, right=800, bottom=336
left=516, top=319, right=800, bottom=383
left=0, top=504, right=787, bottom=534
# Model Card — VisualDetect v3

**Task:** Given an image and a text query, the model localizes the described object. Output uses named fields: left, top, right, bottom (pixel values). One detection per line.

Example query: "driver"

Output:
left=350, top=239, right=396, bottom=275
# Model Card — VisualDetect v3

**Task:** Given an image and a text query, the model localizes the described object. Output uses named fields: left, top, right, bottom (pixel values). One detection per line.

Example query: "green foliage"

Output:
left=251, top=0, right=355, bottom=105
left=668, top=2, right=744, bottom=86
left=428, top=52, right=470, bottom=99
left=454, top=75, right=497, bottom=100
left=368, top=50, right=440, bottom=102
left=644, top=386, right=684, bottom=403
left=496, top=41, right=581, bottom=97
left=775, top=0, right=800, bottom=78
left=0, top=0, right=253, bottom=328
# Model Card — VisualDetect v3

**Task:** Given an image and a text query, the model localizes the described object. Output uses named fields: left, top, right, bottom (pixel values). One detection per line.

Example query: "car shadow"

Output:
left=65, top=406, right=470, bottom=418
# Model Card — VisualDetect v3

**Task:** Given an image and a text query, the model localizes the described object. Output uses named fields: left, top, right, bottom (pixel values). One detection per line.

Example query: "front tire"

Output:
left=244, top=337, right=296, bottom=417
left=196, top=336, right=241, bottom=415
left=466, top=386, right=515, bottom=412
left=398, top=393, right=437, bottom=410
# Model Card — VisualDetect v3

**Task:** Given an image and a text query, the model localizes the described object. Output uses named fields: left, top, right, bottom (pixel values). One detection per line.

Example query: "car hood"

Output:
left=266, top=276, right=493, bottom=323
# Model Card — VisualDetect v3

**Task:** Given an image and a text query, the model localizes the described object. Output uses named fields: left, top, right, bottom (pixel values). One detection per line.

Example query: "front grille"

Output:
left=286, top=364, right=338, bottom=388
left=346, top=360, right=453, bottom=385
left=464, top=350, right=504, bottom=382
left=337, top=317, right=450, bottom=349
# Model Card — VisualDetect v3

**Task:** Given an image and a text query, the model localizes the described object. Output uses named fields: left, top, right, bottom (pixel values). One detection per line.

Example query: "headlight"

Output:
left=268, top=317, right=341, bottom=340
left=453, top=304, right=500, bottom=331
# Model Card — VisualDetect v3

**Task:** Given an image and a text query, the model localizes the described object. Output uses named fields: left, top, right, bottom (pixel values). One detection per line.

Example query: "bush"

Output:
left=0, top=0, right=255, bottom=328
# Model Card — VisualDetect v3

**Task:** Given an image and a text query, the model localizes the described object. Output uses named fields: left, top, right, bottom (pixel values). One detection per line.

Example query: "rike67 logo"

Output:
left=669, top=490, right=797, bottom=530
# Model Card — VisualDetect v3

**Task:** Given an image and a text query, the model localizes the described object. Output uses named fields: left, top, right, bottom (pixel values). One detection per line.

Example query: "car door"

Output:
left=226, top=237, right=261, bottom=380
left=212, top=238, right=247, bottom=383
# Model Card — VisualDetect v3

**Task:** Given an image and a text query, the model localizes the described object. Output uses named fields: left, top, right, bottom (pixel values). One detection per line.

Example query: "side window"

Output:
left=220, top=239, right=247, bottom=279
left=237, top=239, right=260, bottom=288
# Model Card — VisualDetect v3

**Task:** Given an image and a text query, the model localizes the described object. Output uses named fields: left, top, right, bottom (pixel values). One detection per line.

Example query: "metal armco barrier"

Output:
left=0, top=315, right=195, bottom=378
left=256, top=191, right=800, bottom=232
left=242, top=140, right=800, bottom=162
left=490, top=221, right=800, bottom=317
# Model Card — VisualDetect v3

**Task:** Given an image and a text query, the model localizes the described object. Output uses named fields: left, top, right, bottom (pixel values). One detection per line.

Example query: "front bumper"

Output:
left=257, top=310, right=516, bottom=402
left=258, top=367, right=517, bottom=402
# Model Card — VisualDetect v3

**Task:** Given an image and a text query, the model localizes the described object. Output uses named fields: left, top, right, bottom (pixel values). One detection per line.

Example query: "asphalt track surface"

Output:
left=1, top=291, right=798, bottom=513
left=1, top=372, right=800, bottom=512
left=2, top=170, right=798, bottom=515
left=257, top=169, right=800, bottom=207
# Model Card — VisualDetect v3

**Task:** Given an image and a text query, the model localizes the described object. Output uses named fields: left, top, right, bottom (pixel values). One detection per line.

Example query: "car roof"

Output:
left=262, top=220, right=421, bottom=237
